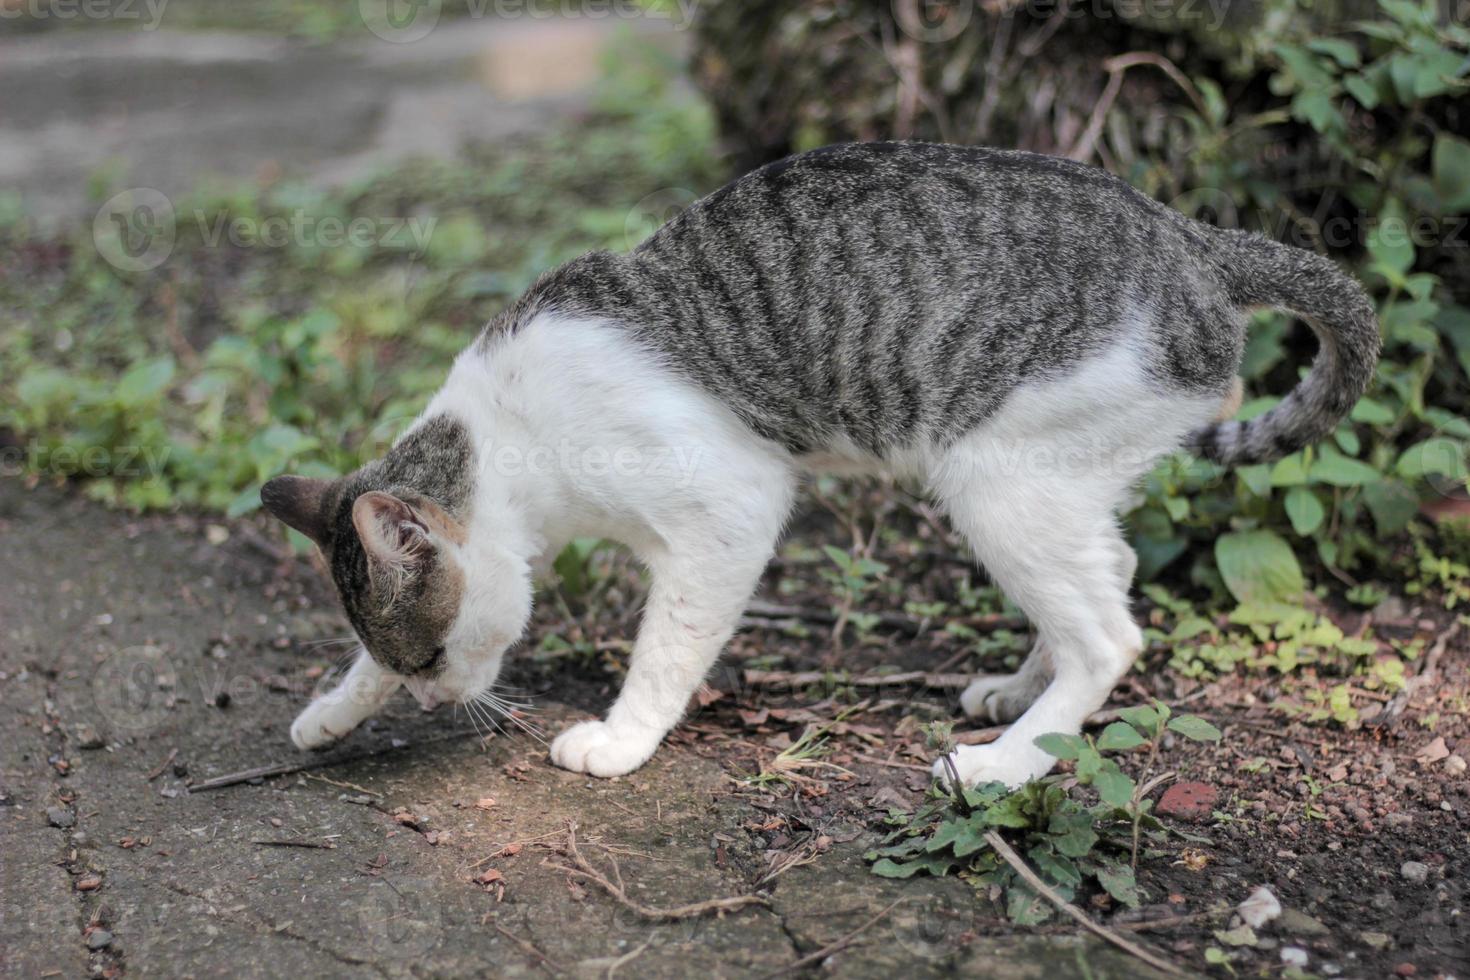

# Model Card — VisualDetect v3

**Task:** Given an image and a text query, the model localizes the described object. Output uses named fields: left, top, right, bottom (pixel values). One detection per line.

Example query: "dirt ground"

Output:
left=1, top=475, right=1465, bottom=979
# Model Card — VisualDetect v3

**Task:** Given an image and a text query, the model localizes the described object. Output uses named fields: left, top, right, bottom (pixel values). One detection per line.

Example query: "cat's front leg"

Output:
left=291, top=649, right=400, bottom=750
left=551, top=547, right=773, bottom=778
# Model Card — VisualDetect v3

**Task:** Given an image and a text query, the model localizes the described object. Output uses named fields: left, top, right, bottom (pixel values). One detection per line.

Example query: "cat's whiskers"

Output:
left=472, top=689, right=545, bottom=744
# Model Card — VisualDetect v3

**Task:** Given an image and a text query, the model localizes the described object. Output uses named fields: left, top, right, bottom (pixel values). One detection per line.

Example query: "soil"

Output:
left=1, top=476, right=1465, bottom=979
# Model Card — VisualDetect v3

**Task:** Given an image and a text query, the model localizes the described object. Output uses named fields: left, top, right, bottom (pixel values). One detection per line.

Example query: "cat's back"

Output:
left=505, top=142, right=1237, bottom=454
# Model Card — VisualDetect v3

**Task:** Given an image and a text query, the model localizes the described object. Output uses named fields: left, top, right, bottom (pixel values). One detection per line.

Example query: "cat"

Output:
left=261, top=142, right=1378, bottom=788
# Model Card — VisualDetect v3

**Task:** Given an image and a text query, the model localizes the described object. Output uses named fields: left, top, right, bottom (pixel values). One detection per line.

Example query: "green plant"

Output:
left=866, top=704, right=1221, bottom=923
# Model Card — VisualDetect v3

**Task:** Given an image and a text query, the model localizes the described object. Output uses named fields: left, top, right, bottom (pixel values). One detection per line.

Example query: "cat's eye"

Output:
left=422, top=646, right=446, bottom=673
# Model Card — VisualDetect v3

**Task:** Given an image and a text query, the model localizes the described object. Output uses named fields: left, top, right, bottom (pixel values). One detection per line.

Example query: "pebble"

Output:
left=1238, top=885, right=1282, bottom=929
left=75, top=726, right=106, bottom=750
left=1278, top=908, right=1331, bottom=936
left=1445, top=754, right=1467, bottom=776
left=1361, top=931, right=1392, bottom=950
left=46, top=807, right=76, bottom=829
left=1281, top=947, right=1309, bottom=968
left=86, top=929, right=113, bottom=950
left=1394, top=964, right=1417, bottom=977
left=1400, top=861, right=1429, bottom=884
left=1157, top=781, right=1218, bottom=822
left=76, top=874, right=102, bottom=892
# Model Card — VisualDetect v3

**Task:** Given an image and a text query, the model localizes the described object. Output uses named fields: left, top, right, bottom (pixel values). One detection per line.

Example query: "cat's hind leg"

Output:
left=931, top=463, right=1143, bottom=788
left=960, top=643, right=1053, bottom=723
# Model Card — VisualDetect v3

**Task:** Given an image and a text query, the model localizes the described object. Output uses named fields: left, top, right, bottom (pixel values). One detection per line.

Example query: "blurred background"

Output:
left=3, top=3, right=1470, bottom=978
left=2, top=0, right=1468, bottom=600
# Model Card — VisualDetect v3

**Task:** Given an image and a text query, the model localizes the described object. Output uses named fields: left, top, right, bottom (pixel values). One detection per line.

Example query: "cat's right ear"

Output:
left=260, top=476, right=333, bottom=545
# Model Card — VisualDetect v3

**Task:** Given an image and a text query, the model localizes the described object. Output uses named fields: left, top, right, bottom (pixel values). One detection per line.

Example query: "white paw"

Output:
left=931, top=741, right=1056, bottom=790
left=549, top=720, right=658, bottom=778
left=290, top=700, right=357, bottom=751
left=960, top=674, right=1040, bottom=724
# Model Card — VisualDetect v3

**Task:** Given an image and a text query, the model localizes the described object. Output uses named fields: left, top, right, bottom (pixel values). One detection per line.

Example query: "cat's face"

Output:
left=260, top=474, right=531, bottom=710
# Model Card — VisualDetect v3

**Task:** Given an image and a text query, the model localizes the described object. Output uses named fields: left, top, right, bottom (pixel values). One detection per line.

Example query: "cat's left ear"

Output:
left=352, top=492, right=435, bottom=594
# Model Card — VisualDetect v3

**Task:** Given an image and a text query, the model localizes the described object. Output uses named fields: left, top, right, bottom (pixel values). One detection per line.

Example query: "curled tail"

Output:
left=1188, top=229, right=1380, bottom=466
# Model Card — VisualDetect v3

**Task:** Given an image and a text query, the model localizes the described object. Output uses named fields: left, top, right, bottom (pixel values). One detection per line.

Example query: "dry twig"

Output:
left=545, top=823, right=766, bottom=921
left=983, top=831, right=1182, bottom=976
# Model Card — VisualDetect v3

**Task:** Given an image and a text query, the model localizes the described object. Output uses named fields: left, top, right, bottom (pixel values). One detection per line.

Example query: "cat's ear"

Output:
left=260, top=475, right=333, bottom=545
left=351, top=491, right=434, bottom=598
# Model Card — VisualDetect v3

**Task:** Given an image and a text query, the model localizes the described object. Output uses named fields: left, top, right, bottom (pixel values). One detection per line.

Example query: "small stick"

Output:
left=145, top=748, right=178, bottom=782
left=983, top=831, right=1182, bottom=976
left=743, top=669, right=972, bottom=690
left=545, top=823, right=765, bottom=921
left=188, top=729, right=482, bottom=793
left=491, top=922, right=565, bottom=977
left=1378, top=622, right=1460, bottom=725
left=742, top=599, right=1026, bottom=636
left=252, top=839, right=336, bottom=849
left=758, top=899, right=905, bottom=979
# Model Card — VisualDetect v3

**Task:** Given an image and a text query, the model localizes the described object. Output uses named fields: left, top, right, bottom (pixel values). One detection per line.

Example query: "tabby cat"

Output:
left=262, top=142, right=1378, bottom=787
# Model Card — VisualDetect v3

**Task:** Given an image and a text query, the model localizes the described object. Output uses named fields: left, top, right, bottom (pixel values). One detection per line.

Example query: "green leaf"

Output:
left=1269, top=454, right=1309, bottom=487
left=1362, top=480, right=1420, bottom=534
left=870, top=854, right=955, bottom=878
left=1006, top=882, right=1054, bottom=925
left=1167, top=715, right=1223, bottom=742
left=1309, top=452, right=1383, bottom=487
left=115, top=357, right=176, bottom=407
left=225, top=484, right=262, bottom=519
left=1343, top=73, right=1380, bottom=109
left=1094, top=862, right=1141, bottom=907
left=1093, top=761, right=1136, bottom=808
left=1215, top=530, right=1305, bottom=606
left=1236, top=464, right=1272, bottom=498
left=1033, top=733, right=1085, bottom=760
left=1049, top=811, right=1099, bottom=858
left=1434, top=134, right=1470, bottom=212
left=1095, top=721, right=1147, bottom=751
left=1397, top=438, right=1468, bottom=480
left=1284, top=486, right=1326, bottom=536
left=1117, top=705, right=1161, bottom=733
left=1306, top=37, right=1360, bottom=68
left=1030, top=847, right=1083, bottom=888
left=1351, top=398, right=1395, bottom=426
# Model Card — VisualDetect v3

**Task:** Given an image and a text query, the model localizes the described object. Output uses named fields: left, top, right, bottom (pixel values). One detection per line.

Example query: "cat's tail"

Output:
left=1186, top=229, right=1380, bottom=466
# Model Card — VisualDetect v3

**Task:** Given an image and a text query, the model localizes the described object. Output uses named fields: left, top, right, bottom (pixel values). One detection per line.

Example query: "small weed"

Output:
left=866, top=703, right=1221, bottom=924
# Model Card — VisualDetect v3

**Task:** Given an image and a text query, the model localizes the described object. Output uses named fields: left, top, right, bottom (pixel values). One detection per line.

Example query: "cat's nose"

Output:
left=412, top=689, right=441, bottom=711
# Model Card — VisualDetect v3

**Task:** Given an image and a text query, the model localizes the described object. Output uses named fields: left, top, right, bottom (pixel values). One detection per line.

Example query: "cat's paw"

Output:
left=960, top=674, right=1044, bottom=724
left=290, top=700, right=356, bottom=751
left=549, top=720, right=658, bottom=778
left=931, top=742, right=1056, bottom=790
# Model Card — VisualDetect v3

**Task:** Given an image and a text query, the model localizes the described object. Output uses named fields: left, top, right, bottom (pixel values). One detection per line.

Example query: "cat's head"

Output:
left=260, top=419, right=530, bottom=710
